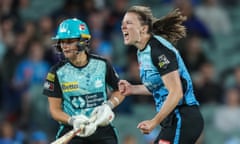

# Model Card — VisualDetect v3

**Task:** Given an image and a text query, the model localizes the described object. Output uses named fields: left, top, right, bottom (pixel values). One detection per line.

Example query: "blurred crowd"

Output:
left=0, top=0, right=240, bottom=143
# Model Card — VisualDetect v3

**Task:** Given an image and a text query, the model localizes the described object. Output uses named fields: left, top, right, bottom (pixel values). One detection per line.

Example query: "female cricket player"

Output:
left=43, top=18, right=125, bottom=144
left=119, top=6, right=204, bottom=144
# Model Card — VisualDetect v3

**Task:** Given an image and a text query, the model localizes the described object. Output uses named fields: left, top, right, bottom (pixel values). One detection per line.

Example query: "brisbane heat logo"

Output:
left=79, top=24, right=85, bottom=31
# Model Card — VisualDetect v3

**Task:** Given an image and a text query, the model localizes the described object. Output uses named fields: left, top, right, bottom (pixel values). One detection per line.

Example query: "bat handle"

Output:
left=51, top=125, right=84, bottom=144
left=50, top=115, right=97, bottom=144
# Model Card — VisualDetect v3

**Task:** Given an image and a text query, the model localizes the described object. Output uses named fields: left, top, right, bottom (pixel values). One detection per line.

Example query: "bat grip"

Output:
left=51, top=115, right=97, bottom=144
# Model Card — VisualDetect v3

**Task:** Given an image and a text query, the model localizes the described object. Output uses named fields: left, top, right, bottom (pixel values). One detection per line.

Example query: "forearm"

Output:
left=153, top=91, right=182, bottom=124
left=131, top=85, right=152, bottom=96
left=153, top=70, right=184, bottom=124
left=108, top=91, right=125, bottom=109
left=48, top=97, right=72, bottom=125
left=50, top=108, right=71, bottom=125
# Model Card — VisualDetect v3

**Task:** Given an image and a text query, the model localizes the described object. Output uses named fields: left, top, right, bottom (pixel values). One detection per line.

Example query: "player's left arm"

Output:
left=151, top=44, right=183, bottom=126
left=138, top=44, right=183, bottom=133
left=108, top=90, right=125, bottom=109
left=152, top=70, right=183, bottom=125
left=138, top=69, right=183, bottom=134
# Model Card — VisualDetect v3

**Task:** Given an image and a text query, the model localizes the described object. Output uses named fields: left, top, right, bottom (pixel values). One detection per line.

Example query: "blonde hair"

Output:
left=127, top=6, right=187, bottom=44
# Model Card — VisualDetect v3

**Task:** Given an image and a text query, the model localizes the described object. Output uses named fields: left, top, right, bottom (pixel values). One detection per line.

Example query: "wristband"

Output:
left=68, top=117, right=75, bottom=126
left=103, top=100, right=114, bottom=109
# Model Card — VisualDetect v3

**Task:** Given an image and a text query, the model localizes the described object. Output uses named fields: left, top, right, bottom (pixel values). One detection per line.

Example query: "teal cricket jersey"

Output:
left=43, top=54, right=119, bottom=117
left=137, top=35, right=199, bottom=112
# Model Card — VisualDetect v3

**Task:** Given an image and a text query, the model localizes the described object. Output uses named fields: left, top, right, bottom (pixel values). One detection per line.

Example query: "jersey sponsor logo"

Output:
left=44, top=81, right=54, bottom=91
left=61, top=82, right=79, bottom=92
left=46, top=73, right=55, bottom=82
left=158, top=139, right=170, bottom=144
left=71, top=96, right=85, bottom=108
left=158, top=54, right=170, bottom=69
left=70, top=92, right=104, bottom=109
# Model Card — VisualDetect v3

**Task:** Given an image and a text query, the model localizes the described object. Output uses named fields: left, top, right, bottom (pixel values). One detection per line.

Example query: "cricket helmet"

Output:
left=52, top=18, right=91, bottom=40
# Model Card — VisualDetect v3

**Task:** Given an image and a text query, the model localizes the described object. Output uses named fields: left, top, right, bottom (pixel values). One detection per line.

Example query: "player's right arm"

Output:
left=42, top=64, right=71, bottom=125
left=48, top=97, right=70, bottom=124
left=43, top=65, right=89, bottom=128
left=118, top=80, right=152, bottom=96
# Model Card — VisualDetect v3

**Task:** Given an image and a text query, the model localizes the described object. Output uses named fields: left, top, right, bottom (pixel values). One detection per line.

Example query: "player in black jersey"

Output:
left=119, top=6, right=204, bottom=144
left=43, top=18, right=125, bottom=144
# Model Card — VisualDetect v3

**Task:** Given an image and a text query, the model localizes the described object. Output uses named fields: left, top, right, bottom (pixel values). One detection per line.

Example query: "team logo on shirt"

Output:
left=62, top=82, right=79, bottom=92
left=44, top=81, right=54, bottom=91
left=59, top=23, right=68, bottom=32
left=46, top=73, right=55, bottom=82
left=79, top=24, right=85, bottom=31
left=95, top=79, right=103, bottom=88
left=158, top=54, right=170, bottom=69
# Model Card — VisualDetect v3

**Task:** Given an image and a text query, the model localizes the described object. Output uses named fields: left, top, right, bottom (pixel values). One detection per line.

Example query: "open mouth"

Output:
left=123, top=32, right=129, bottom=41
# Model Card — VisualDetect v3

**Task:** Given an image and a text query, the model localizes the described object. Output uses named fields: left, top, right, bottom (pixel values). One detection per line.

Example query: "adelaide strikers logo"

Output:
left=158, top=54, right=170, bottom=69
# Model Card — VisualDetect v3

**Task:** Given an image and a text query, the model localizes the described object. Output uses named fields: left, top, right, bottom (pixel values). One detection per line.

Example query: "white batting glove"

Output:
left=68, top=115, right=89, bottom=131
left=91, top=102, right=115, bottom=126
left=69, top=115, right=97, bottom=137
left=76, top=122, right=97, bottom=137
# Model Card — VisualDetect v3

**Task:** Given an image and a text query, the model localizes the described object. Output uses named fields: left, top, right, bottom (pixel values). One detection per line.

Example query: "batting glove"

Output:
left=76, top=122, right=97, bottom=137
left=91, top=102, right=115, bottom=126
left=68, top=115, right=89, bottom=130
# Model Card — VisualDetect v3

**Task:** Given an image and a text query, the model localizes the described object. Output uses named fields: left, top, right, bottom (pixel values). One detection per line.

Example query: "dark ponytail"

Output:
left=153, top=9, right=187, bottom=44
left=127, top=6, right=187, bottom=44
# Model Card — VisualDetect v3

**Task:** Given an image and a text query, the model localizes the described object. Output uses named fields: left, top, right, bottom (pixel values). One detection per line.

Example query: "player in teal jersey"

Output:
left=43, top=18, right=125, bottom=144
left=119, top=6, right=204, bottom=144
